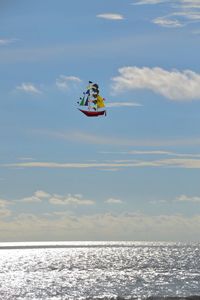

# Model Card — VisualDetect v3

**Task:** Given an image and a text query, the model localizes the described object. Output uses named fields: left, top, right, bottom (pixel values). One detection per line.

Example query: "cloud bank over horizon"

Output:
left=1, top=210, right=200, bottom=241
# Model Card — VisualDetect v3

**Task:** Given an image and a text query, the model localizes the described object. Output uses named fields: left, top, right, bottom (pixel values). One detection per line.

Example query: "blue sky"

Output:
left=1, top=0, right=200, bottom=242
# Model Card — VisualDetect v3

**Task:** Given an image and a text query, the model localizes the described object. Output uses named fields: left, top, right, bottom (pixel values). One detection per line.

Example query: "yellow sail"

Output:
left=96, top=95, right=105, bottom=108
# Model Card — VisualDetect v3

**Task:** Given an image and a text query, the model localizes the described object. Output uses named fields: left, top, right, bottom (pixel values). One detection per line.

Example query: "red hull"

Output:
left=79, top=109, right=106, bottom=117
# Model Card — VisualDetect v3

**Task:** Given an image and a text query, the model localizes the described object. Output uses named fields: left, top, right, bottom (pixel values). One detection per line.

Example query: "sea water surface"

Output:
left=0, top=241, right=200, bottom=299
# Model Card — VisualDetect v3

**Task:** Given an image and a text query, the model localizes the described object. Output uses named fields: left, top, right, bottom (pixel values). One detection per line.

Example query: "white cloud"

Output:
left=56, top=75, right=81, bottom=91
left=0, top=199, right=12, bottom=218
left=5, top=157, right=200, bottom=170
left=176, top=194, right=200, bottom=202
left=20, top=196, right=41, bottom=203
left=2, top=160, right=156, bottom=169
left=35, top=190, right=50, bottom=199
left=153, top=17, right=183, bottom=27
left=49, top=194, right=95, bottom=206
left=112, top=66, right=200, bottom=101
left=16, top=83, right=41, bottom=94
left=0, top=199, right=10, bottom=208
left=3, top=162, right=129, bottom=169
left=0, top=208, right=11, bottom=218
left=134, top=0, right=200, bottom=8
left=134, top=0, right=168, bottom=4
left=13, top=190, right=95, bottom=206
left=157, top=1, right=200, bottom=27
left=16, top=191, right=94, bottom=205
left=119, top=150, right=200, bottom=158
left=128, top=150, right=181, bottom=155
left=19, top=190, right=50, bottom=203
left=175, top=11, right=200, bottom=20
left=97, top=13, right=124, bottom=20
left=181, top=0, right=200, bottom=9
left=5, top=148, right=200, bottom=173
left=106, top=102, right=143, bottom=108
left=133, top=158, right=200, bottom=168
left=105, top=198, right=123, bottom=204
left=134, top=0, right=200, bottom=27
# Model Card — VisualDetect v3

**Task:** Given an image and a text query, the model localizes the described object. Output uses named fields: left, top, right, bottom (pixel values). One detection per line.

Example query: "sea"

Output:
left=0, top=241, right=200, bottom=300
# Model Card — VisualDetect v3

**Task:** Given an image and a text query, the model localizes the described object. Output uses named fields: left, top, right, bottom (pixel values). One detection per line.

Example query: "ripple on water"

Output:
left=0, top=242, right=200, bottom=299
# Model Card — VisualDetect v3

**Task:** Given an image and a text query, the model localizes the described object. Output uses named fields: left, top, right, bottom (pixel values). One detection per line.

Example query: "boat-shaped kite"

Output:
left=77, top=81, right=106, bottom=117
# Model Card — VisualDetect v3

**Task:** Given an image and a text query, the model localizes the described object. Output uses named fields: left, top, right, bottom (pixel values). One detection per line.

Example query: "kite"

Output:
left=77, top=81, right=106, bottom=117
